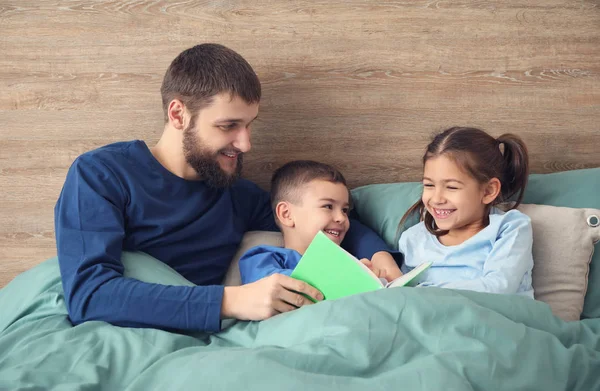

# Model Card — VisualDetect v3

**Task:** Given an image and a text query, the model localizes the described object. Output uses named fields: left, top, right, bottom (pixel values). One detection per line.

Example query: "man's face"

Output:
left=183, top=93, right=259, bottom=188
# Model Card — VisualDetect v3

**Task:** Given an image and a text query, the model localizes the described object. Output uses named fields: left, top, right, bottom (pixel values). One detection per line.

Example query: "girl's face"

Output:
left=422, top=155, right=499, bottom=240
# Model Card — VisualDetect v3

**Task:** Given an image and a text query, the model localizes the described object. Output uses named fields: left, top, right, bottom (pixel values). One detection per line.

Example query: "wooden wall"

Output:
left=1, top=0, right=599, bottom=287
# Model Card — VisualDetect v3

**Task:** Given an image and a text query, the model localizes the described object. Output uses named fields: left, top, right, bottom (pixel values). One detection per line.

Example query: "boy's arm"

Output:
left=436, top=212, right=534, bottom=295
left=239, top=246, right=299, bottom=284
left=56, top=157, right=224, bottom=332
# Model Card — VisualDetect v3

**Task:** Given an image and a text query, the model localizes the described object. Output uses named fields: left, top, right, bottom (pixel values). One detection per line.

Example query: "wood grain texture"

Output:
left=1, top=0, right=599, bottom=287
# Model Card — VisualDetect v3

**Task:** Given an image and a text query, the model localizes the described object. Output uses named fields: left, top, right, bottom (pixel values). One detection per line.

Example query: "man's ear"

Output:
left=482, top=177, right=501, bottom=205
left=167, top=99, right=187, bottom=130
left=275, top=201, right=295, bottom=228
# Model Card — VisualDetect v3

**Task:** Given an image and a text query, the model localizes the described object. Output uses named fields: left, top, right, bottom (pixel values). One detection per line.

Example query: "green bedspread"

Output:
left=1, top=253, right=599, bottom=390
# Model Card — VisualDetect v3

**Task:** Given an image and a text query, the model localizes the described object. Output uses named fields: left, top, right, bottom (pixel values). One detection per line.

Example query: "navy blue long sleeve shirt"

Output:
left=54, top=140, right=390, bottom=332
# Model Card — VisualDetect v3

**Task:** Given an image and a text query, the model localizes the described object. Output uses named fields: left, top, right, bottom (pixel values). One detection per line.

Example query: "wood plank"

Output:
left=1, top=0, right=599, bottom=287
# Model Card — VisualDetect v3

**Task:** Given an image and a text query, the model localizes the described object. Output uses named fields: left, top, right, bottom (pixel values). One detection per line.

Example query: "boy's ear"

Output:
left=275, top=201, right=295, bottom=228
left=482, top=177, right=502, bottom=205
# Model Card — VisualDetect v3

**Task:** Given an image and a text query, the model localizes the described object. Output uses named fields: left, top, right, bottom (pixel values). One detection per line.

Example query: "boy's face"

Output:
left=289, top=179, right=351, bottom=247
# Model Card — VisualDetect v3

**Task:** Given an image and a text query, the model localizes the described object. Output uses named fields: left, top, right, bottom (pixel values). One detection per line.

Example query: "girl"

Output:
left=396, top=126, right=534, bottom=297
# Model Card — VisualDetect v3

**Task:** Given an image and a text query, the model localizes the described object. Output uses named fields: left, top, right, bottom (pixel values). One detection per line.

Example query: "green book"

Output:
left=290, top=231, right=432, bottom=300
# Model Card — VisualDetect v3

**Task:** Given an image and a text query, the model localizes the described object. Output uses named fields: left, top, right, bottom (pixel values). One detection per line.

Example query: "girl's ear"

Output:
left=275, top=201, right=295, bottom=228
left=482, top=177, right=501, bottom=205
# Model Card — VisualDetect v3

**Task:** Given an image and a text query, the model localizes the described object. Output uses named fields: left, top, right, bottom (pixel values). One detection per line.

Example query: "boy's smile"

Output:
left=287, top=179, right=351, bottom=253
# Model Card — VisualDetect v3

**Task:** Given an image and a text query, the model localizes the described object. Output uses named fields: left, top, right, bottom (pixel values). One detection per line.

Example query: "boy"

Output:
left=239, top=160, right=401, bottom=288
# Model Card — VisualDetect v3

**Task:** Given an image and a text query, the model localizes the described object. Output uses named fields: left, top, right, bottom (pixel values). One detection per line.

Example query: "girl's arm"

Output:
left=437, top=211, right=534, bottom=295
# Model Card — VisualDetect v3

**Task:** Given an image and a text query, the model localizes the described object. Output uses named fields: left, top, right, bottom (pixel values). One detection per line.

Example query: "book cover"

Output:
left=290, top=231, right=431, bottom=300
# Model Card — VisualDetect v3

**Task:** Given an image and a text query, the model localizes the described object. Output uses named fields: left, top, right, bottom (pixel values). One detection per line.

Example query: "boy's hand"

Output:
left=361, top=251, right=403, bottom=282
left=221, top=274, right=323, bottom=321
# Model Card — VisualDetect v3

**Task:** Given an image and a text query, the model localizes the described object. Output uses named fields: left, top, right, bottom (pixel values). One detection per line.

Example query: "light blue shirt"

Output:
left=399, top=208, right=534, bottom=297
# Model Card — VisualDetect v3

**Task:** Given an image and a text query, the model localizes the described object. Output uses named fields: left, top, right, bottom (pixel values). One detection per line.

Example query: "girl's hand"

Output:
left=362, top=251, right=403, bottom=282
left=360, top=258, right=384, bottom=279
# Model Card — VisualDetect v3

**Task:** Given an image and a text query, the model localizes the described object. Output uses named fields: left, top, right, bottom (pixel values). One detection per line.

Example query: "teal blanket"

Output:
left=1, top=253, right=599, bottom=390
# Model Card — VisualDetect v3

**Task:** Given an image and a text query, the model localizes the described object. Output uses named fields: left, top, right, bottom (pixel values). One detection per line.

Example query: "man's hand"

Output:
left=221, top=274, right=323, bottom=321
left=361, top=251, right=403, bottom=282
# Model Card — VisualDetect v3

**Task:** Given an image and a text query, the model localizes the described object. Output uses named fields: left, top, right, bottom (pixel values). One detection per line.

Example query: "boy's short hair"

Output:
left=270, top=160, right=349, bottom=213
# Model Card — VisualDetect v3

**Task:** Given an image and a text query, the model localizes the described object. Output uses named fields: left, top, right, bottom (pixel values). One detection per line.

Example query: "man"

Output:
left=55, top=43, right=392, bottom=333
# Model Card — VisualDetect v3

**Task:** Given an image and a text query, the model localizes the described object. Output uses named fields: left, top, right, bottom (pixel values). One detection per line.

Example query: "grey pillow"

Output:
left=515, top=204, right=600, bottom=321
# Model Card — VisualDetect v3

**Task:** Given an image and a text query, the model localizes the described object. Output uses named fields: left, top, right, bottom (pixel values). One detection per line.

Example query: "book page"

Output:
left=386, top=261, right=433, bottom=288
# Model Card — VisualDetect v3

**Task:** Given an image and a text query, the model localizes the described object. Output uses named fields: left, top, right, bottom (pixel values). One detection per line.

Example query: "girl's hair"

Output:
left=398, top=126, right=530, bottom=237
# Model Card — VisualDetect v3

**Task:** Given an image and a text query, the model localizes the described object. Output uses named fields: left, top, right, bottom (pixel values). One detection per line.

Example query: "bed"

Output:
left=1, top=1, right=600, bottom=390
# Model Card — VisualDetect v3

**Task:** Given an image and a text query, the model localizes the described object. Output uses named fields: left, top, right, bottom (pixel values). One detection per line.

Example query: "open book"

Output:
left=290, top=231, right=432, bottom=300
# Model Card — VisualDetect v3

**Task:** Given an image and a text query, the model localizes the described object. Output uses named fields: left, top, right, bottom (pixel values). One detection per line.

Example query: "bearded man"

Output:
left=55, top=43, right=392, bottom=332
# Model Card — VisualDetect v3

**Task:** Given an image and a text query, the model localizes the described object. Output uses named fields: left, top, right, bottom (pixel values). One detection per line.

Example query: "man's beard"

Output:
left=182, top=120, right=243, bottom=189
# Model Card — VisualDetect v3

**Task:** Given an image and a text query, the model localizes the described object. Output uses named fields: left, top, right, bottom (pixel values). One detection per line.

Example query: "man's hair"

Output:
left=160, top=43, right=261, bottom=122
left=270, top=160, right=349, bottom=212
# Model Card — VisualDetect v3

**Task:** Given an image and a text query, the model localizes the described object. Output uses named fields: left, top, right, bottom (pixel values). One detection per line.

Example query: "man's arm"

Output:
left=55, top=157, right=224, bottom=331
left=56, top=159, right=321, bottom=331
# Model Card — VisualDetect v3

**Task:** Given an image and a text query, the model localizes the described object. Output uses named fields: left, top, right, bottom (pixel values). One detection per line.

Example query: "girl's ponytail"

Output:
left=496, top=133, right=529, bottom=208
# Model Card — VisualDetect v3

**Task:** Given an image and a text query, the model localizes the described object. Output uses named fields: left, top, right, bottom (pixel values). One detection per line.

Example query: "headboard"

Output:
left=1, top=1, right=599, bottom=287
